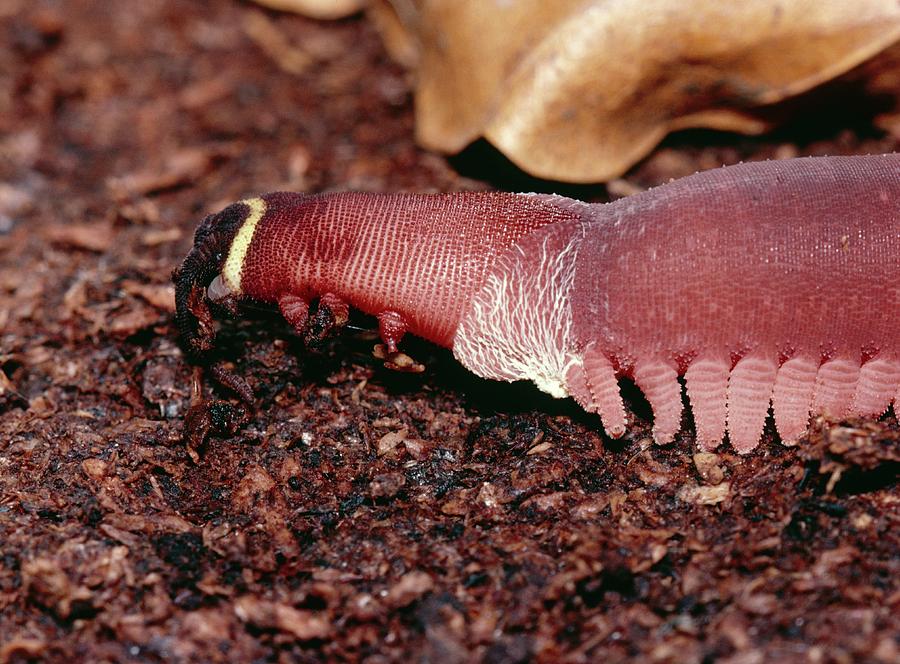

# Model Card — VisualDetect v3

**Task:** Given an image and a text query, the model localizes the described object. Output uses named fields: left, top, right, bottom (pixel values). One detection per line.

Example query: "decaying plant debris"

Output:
left=268, top=0, right=900, bottom=182
left=0, top=1, right=898, bottom=662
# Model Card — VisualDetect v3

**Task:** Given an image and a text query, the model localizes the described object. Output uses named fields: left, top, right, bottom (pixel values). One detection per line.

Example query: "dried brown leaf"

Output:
left=0, top=638, right=48, bottom=663
left=412, top=1, right=900, bottom=181
left=376, top=427, right=407, bottom=455
left=121, top=280, right=176, bottom=312
left=254, top=0, right=365, bottom=20
left=271, top=0, right=900, bottom=181
left=106, top=147, right=217, bottom=198
left=677, top=481, right=731, bottom=506
left=107, top=305, right=162, bottom=337
left=44, top=222, right=115, bottom=252
left=385, top=571, right=434, bottom=608
left=234, top=596, right=331, bottom=640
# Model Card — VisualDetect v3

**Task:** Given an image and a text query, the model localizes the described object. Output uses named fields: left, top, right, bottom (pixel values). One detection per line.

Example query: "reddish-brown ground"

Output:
left=1, top=1, right=898, bottom=662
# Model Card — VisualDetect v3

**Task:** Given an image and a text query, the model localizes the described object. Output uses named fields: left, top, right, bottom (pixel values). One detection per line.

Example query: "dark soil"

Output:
left=1, top=1, right=898, bottom=662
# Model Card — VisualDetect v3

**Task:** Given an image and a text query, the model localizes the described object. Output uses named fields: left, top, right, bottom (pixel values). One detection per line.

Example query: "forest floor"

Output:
left=1, top=1, right=898, bottom=662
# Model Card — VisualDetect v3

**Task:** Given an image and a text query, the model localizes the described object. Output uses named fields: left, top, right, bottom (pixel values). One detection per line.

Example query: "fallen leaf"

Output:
left=377, top=427, right=407, bottom=455
left=0, top=638, right=48, bottom=663
left=243, top=10, right=314, bottom=75
left=254, top=0, right=365, bottom=20
left=270, top=0, right=900, bottom=182
left=107, top=305, right=162, bottom=337
left=385, top=571, right=433, bottom=608
left=121, top=280, right=176, bottom=312
left=44, top=222, right=114, bottom=252
left=677, top=481, right=731, bottom=506
left=693, top=452, right=725, bottom=485
left=106, top=146, right=220, bottom=197
left=234, top=596, right=331, bottom=640
left=22, top=558, right=94, bottom=619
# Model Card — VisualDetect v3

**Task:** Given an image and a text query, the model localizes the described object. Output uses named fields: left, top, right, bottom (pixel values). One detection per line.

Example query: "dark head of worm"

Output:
left=172, top=201, right=248, bottom=362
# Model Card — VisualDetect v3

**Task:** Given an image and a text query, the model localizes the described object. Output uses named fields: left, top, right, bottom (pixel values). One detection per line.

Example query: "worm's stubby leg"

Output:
left=297, top=292, right=349, bottom=348
left=684, top=354, right=729, bottom=451
left=850, top=357, right=900, bottom=418
left=374, top=310, right=424, bottom=373
left=564, top=362, right=593, bottom=408
left=812, top=357, right=859, bottom=420
left=320, top=292, right=350, bottom=328
left=633, top=357, right=683, bottom=445
left=727, top=353, right=777, bottom=453
left=772, top=355, right=817, bottom=445
left=279, top=293, right=310, bottom=333
left=377, top=310, right=407, bottom=354
left=564, top=359, right=611, bottom=451
left=580, top=344, right=627, bottom=439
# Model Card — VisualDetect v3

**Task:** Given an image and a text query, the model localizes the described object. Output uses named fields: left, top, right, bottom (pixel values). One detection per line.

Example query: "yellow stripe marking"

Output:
left=222, top=197, right=267, bottom=295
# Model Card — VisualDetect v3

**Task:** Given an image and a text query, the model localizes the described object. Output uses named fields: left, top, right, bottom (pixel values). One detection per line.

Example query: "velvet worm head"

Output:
left=174, top=154, right=900, bottom=453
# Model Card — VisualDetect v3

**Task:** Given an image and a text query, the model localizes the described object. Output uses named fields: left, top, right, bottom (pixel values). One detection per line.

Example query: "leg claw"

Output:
left=301, top=293, right=349, bottom=349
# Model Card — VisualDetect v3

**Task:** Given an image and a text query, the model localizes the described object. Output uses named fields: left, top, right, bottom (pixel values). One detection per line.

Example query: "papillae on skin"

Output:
left=174, top=154, right=900, bottom=453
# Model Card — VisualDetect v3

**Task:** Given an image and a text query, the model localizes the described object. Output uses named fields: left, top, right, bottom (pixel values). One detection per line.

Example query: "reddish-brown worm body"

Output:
left=174, top=154, right=899, bottom=452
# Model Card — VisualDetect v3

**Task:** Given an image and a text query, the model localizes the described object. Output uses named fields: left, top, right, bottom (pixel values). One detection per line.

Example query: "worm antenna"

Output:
left=172, top=201, right=251, bottom=362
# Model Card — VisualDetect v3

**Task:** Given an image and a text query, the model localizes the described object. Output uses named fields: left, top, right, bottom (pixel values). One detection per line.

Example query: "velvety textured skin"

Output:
left=568, top=155, right=900, bottom=450
left=175, top=154, right=899, bottom=453
left=238, top=191, right=581, bottom=347
left=453, top=155, right=899, bottom=451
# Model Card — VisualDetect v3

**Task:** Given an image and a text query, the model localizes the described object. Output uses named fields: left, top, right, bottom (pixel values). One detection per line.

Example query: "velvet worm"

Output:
left=174, top=154, right=899, bottom=452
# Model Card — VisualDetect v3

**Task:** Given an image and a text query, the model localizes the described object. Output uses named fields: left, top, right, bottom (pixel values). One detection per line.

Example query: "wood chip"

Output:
left=44, top=222, right=114, bottom=252
left=121, top=280, right=175, bottom=312
left=386, top=571, right=434, bottom=608
left=234, top=596, right=331, bottom=640
left=377, top=428, right=408, bottom=456
left=677, top=481, right=731, bottom=505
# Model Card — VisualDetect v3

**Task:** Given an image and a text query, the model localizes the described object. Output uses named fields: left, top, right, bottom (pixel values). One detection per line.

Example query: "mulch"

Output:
left=1, top=1, right=897, bottom=662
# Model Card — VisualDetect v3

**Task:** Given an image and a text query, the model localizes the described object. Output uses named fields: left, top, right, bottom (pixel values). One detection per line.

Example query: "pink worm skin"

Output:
left=174, top=154, right=900, bottom=453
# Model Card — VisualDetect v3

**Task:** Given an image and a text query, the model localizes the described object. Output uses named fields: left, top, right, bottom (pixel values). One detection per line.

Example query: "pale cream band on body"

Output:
left=221, top=197, right=267, bottom=295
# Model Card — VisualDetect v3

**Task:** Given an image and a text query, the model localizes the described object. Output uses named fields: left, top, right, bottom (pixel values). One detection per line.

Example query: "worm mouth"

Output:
left=172, top=201, right=252, bottom=362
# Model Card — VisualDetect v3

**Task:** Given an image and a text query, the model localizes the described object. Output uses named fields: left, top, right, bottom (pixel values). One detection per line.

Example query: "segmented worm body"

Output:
left=174, top=154, right=899, bottom=452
